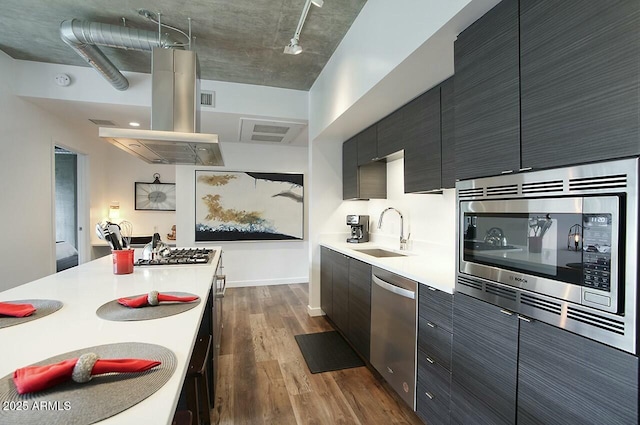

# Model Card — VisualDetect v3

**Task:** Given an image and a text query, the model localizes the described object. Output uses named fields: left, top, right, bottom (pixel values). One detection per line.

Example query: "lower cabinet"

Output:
left=517, top=319, right=638, bottom=425
left=348, top=258, right=372, bottom=361
left=416, top=285, right=454, bottom=425
left=320, top=247, right=371, bottom=361
left=450, top=293, right=639, bottom=425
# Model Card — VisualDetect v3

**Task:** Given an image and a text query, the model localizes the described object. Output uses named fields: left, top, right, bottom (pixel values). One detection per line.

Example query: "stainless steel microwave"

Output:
left=456, top=158, right=638, bottom=354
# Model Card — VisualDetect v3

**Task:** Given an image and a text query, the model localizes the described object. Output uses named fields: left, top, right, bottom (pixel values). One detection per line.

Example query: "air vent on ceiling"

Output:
left=520, top=293, right=562, bottom=315
left=567, top=306, right=625, bottom=334
left=458, top=187, right=484, bottom=200
left=486, top=184, right=518, bottom=197
left=569, top=174, right=627, bottom=192
left=89, top=119, right=116, bottom=126
left=522, top=180, right=564, bottom=195
left=200, top=91, right=215, bottom=107
left=239, top=118, right=306, bottom=144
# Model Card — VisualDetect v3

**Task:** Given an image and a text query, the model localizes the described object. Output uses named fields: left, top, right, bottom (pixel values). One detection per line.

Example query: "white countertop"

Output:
left=0, top=248, right=221, bottom=425
left=320, top=240, right=456, bottom=294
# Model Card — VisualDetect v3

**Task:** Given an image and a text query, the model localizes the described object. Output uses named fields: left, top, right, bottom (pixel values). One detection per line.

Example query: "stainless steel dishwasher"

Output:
left=370, top=266, right=417, bottom=410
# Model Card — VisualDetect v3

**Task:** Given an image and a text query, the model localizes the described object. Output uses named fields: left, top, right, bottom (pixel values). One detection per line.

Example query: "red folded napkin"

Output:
left=13, top=353, right=161, bottom=394
left=117, top=291, right=199, bottom=308
left=0, top=302, right=36, bottom=317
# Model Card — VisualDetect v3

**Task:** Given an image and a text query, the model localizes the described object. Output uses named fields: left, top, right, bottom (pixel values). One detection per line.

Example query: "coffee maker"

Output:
left=346, top=215, right=369, bottom=243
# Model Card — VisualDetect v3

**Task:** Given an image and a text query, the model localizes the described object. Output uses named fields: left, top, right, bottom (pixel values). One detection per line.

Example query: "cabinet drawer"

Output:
left=418, top=315, right=453, bottom=370
left=417, top=353, right=451, bottom=425
left=418, top=286, right=453, bottom=332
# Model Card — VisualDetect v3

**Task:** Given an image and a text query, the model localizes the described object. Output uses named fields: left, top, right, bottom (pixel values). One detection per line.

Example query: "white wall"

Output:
left=0, top=51, right=113, bottom=290
left=176, top=142, right=309, bottom=287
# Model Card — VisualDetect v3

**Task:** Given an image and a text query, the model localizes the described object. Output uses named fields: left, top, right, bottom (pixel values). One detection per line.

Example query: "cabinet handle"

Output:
left=518, top=315, right=532, bottom=322
left=426, top=356, right=435, bottom=364
left=426, top=321, right=436, bottom=328
left=387, top=367, right=394, bottom=374
left=501, top=170, right=514, bottom=174
left=425, top=392, right=434, bottom=400
left=500, top=309, right=513, bottom=316
left=427, top=286, right=437, bottom=291
left=519, top=167, right=533, bottom=172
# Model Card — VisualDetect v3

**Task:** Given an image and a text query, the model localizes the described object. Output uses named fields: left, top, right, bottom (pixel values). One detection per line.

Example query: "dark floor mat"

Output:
left=294, top=331, right=365, bottom=374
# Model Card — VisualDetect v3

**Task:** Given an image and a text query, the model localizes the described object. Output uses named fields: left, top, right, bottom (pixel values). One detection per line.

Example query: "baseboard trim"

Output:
left=226, top=277, right=308, bottom=288
left=307, top=306, right=325, bottom=317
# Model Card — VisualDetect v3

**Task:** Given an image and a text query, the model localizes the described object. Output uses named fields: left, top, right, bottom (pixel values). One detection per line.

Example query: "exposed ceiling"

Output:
left=0, top=0, right=367, bottom=91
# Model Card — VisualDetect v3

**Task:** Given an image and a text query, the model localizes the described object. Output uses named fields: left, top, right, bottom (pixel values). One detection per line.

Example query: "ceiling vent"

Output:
left=89, top=119, right=116, bottom=126
left=239, top=118, right=306, bottom=144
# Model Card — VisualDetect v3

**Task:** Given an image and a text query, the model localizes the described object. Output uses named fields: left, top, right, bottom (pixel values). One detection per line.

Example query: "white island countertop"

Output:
left=0, top=248, right=221, bottom=425
left=320, top=240, right=456, bottom=294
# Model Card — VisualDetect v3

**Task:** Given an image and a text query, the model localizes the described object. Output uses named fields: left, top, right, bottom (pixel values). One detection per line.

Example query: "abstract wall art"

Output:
left=195, top=171, right=304, bottom=242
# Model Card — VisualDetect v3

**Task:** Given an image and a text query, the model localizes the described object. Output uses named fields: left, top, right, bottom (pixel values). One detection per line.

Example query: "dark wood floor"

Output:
left=211, top=283, right=423, bottom=425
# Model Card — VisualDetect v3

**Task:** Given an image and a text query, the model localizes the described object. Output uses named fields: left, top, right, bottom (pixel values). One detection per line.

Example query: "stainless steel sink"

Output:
left=353, top=248, right=407, bottom=258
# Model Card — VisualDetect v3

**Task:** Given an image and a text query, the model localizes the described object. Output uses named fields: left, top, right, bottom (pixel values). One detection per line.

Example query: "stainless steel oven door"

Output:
left=459, top=196, right=620, bottom=313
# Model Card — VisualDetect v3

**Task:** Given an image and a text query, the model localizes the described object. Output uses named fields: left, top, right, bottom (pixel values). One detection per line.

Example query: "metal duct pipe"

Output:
left=60, top=19, right=181, bottom=91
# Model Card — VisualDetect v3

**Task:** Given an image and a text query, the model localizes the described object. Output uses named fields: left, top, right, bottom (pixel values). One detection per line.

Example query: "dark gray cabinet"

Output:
left=342, top=138, right=358, bottom=200
left=417, top=285, right=454, bottom=425
left=347, top=258, right=371, bottom=361
left=454, top=0, right=640, bottom=181
left=520, top=0, right=640, bottom=170
left=454, top=0, right=520, bottom=181
left=404, top=85, right=442, bottom=193
left=320, top=247, right=333, bottom=319
left=517, top=319, right=638, bottom=425
left=377, top=108, right=406, bottom=159
left=320, top=247, right=349, bottom=333
left=356, top=125, right=378, bottom=165
left=450, top=294, right=518, bottom=425
left=440, top=76, right=455, bottom=189
left=451, top=293, right=639, bottom=425
left=320, top=247, right=372, bottom=361
left=342, top=136, right=386, bottom=200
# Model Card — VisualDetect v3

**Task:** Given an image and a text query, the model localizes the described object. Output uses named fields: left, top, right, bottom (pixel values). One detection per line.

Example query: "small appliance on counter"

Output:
left=346, top=215, right=369, bottom=243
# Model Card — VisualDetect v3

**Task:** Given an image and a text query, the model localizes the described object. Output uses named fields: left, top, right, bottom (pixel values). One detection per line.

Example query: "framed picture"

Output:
left=135, top=181, right=176, bottom=211
left=195, top=171, right=304, bottom=241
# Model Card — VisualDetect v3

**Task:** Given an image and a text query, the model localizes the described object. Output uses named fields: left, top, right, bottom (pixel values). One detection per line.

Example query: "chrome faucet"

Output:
left=378, top=207, right=408, bottom=250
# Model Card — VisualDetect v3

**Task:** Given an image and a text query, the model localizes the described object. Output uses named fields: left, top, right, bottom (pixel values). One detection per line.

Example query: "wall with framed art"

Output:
left=194, top=170, right=303, bottom=242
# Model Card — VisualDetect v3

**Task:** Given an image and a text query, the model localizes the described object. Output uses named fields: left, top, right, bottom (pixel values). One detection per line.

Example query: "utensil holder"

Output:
left=528, top=236, right=543, bottom=253
left=112, top=249, right=134, bottom=274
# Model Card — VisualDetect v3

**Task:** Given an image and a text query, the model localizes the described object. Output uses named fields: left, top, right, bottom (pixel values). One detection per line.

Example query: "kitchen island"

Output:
left=0, top=248, right=221, bottom=425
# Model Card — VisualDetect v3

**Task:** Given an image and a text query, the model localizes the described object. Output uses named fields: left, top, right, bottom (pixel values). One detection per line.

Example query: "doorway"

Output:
left=54, top=146, right=88, bottom=268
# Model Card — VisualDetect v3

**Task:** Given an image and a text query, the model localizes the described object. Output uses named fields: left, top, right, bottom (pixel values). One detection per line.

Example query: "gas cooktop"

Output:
left=135, top=248, right=215, bottom=266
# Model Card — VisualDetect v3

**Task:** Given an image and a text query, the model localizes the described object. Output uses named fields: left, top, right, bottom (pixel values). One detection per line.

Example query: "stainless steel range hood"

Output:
left=99, top=48, right=224, bottom=166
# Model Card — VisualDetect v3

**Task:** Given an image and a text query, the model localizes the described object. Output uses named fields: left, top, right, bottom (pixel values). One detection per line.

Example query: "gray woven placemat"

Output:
left=0, top=342, right=176, bottom=425
left=96, top=292, right=201, bottom=321
left=0, top=300, right=63, bottom=329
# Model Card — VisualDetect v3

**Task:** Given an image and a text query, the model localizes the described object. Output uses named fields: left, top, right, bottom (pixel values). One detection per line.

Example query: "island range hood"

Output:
left=99, top=48, right=224, bottom=166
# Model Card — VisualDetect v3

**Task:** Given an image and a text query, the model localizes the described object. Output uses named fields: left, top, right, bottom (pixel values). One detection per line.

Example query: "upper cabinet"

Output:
left=377, top=108, right=407, bottom=159
left=356, top=125, right=378, bottom=166
left=343, top=77, right=455, bottom=197
left=343, top=135, right=387, bottom=200
left=519, top=0, right=640, bottom=169
left=454, top=0, right=640, bottom=182
left=404, top=85, right=442, bottom=193
left=454, top=0, right=520, bottom=181
left=440, top=77, right=456, bottom=189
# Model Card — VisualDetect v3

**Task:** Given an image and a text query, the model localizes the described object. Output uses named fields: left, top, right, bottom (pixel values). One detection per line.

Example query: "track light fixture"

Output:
left=283, top=0, right=323, bottom=55
left=284, top=38, right=303, bottom=55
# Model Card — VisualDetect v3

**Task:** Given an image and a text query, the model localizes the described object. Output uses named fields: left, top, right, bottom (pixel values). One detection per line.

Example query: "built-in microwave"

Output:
left=456, top=158, right=638, bottom=354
